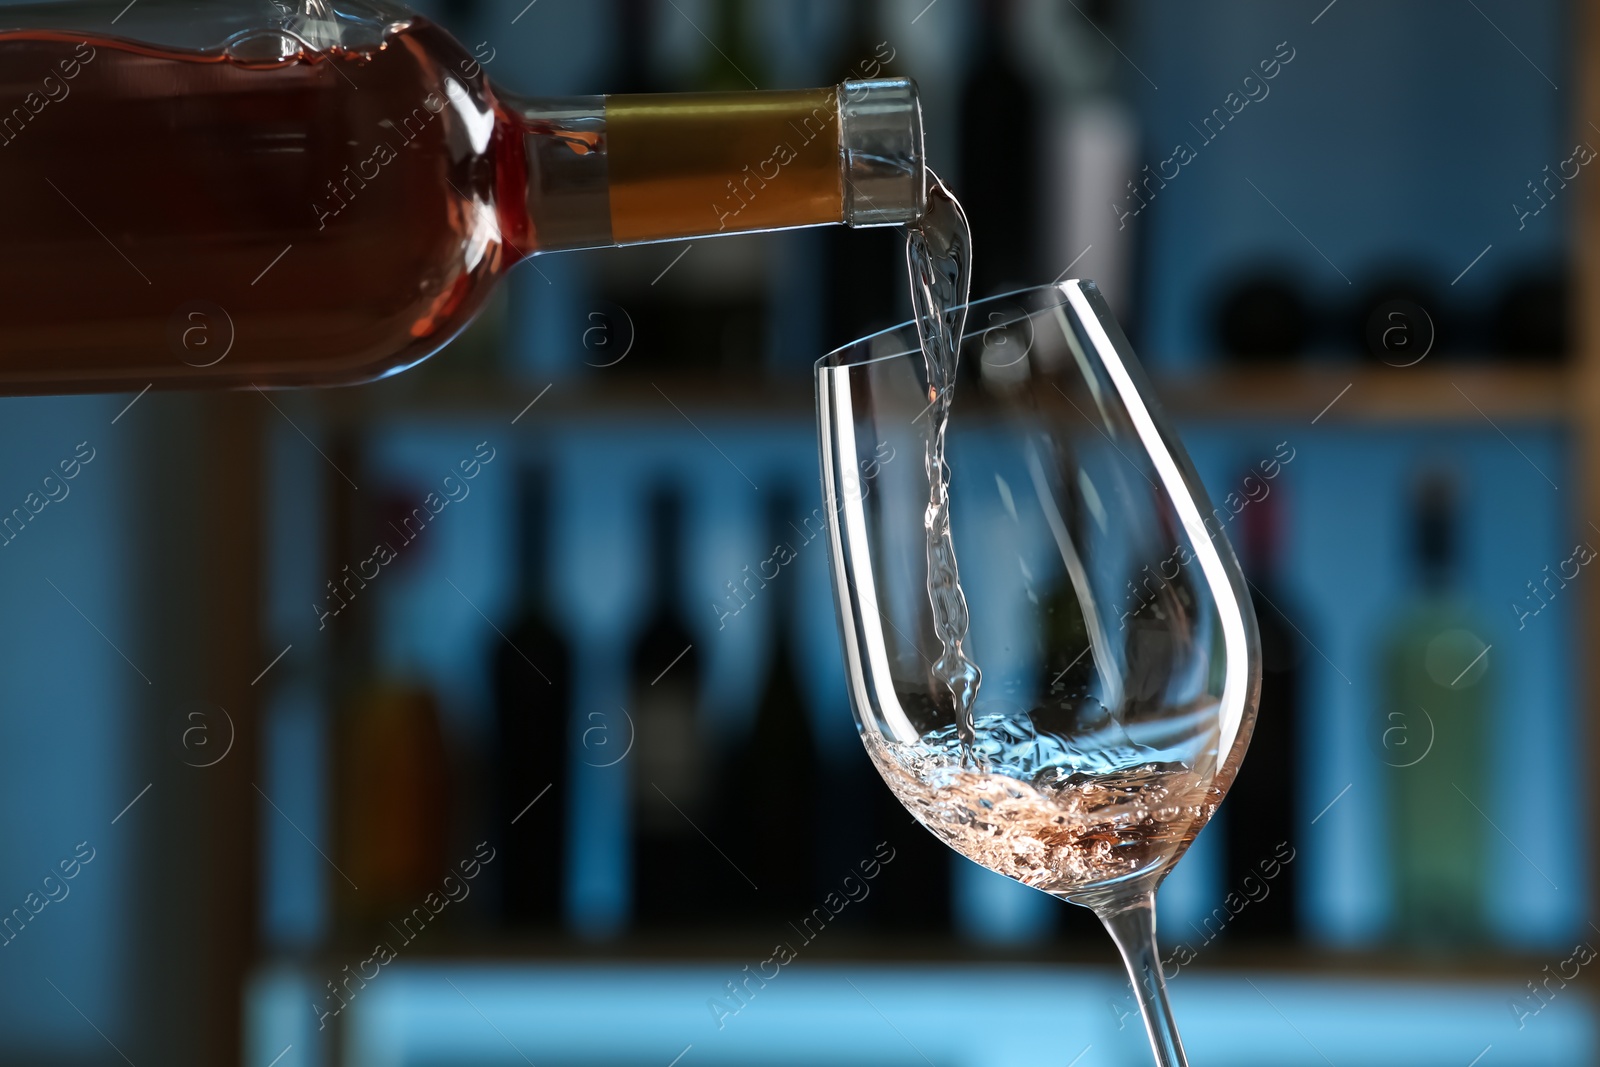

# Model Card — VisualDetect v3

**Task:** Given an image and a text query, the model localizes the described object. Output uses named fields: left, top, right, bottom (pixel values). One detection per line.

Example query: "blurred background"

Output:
left=1, top=0, right=1596, bottom=1063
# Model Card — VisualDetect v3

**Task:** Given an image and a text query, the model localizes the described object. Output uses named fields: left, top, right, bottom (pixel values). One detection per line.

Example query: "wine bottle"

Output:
left=1035, top=487, right=1125, bottom=947
left=492, top=464, right=572, bottom=928
left=610, top=0, right=659, bottom=97
left=716, top=487, right=820, bottom=922
left=1220, top=468, right=1303, bottom=940
left=1354, top=270, right=1445, bottom=362
left=1215, top=272, right=1312, bottom=363
left=327, top=439, right=454, bottom=932
left=1490, top=268, right=1568, bottom=361
left=334, top=678, right=453, bottom=928
left=696, top=0, right=761, bottom=92
left=614, top=0, right=771, bottom=379
left=628, top=482, right=715, bottom=927
left=868, top=768, right=953, bottom=936
left=0, top=0, right=925, bottom=395
left=1381, top=470, right=1490, bottom=947
left=1026, top=0, right=1139, bottom=321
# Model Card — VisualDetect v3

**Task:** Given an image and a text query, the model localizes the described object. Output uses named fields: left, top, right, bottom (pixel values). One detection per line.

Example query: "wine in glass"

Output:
left=816, top=278, right=1261, bottom=1067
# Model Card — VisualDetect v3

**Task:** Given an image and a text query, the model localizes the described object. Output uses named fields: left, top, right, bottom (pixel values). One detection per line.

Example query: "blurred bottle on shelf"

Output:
left=629, top=483, right=718, bottom=927
left=611, top=0, right=659, bottom=95
left=1380, top=469, right=1489, bottom=948
left=579, top=0, right=664, bottom=383
left=501, top=0, right=620, bottom=385
left=609, top=0, right=772, bottom=380
left=697, top=0, right=762, bottom=91
left=753, top=0, right=843, bottom=379
left=685, top=0, right=771, bottom=377
left=528, top=0, right=656, bottom=386
left=1221, top=466, right=1303, bottom=940
left=334, top=678, right=454, bottom=928
left=1491, top=268, right=1568, bottom=362
left=325, top=449, right=455, bottom=931
left=811, top=703, right=884, bottom=935
left=1215, top=271, right=1312, bottom=363
left=1017, top=0, right=1139, bottom=321
left=492, top=464, right=573, bottom=928
left=1354, top=269, right=1447, bottom=363
left=1036, top=502, right=1093, bottom=724
left=716, top=487, right=820, bottom=921
left=867, top=784, right=953, bottom=935
left=1033, top=508, right=1115, bottom=947
left=823, top=0, right=904, bottom=350
left=960, top=0, right=1042, bottom=300
left=433, top=0, right=482, bottom=54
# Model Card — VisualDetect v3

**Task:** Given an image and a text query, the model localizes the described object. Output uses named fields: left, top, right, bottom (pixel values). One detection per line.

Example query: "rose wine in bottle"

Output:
left=0, top=0, right=924, bottom=395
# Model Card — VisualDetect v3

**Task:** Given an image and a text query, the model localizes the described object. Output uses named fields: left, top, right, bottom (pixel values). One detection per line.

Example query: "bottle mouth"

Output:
left=839, top=77, right=926, bottom=227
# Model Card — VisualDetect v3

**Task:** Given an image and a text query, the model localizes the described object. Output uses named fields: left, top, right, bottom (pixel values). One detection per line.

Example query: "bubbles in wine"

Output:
left=865, top=729, right=1221, bottom=895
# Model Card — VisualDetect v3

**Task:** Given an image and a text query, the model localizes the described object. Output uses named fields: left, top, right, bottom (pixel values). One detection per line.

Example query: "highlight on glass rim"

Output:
left=0, top=1, right=1584, bottom=1065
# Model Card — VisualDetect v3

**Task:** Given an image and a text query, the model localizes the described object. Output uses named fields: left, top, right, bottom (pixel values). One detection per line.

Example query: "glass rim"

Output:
left=815, top=280, right=1082, bottom=371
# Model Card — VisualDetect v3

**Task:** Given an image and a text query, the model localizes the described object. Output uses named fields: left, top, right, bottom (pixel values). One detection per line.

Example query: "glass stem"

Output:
left=1095, top=890, right=1189, bottom=1067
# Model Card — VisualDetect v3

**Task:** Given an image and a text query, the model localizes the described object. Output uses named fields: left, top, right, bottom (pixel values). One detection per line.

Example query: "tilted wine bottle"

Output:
left=0, top=0, right=925, bottom=394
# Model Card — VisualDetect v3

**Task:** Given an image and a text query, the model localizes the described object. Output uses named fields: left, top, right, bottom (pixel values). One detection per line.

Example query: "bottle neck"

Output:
left=645, top=490, right=687, bottom=616
left=515, top=467, right=553, bottom=612
left=764, top=496, right=800, bottom=622
left=499, top=78, right=925, bottom=256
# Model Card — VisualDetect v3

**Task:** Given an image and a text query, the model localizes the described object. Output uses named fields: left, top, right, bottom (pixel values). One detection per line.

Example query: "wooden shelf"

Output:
left=281, top=934, right=1564, bottom=987
left=309, top=362, right=1573, bottom=427
left=312, top=373, right=814, bottom=427
left=1155, top=363, right=1571, bottom=424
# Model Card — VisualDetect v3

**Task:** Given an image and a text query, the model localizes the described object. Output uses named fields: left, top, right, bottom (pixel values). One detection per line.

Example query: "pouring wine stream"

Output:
left=903, top=177, right=1192, bottom=1067
left=907, top=174, right=984, bottom=757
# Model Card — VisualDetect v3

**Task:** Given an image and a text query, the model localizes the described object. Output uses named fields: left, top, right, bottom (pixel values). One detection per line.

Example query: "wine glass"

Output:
left=815, top=280, right=1261, bottom=1067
